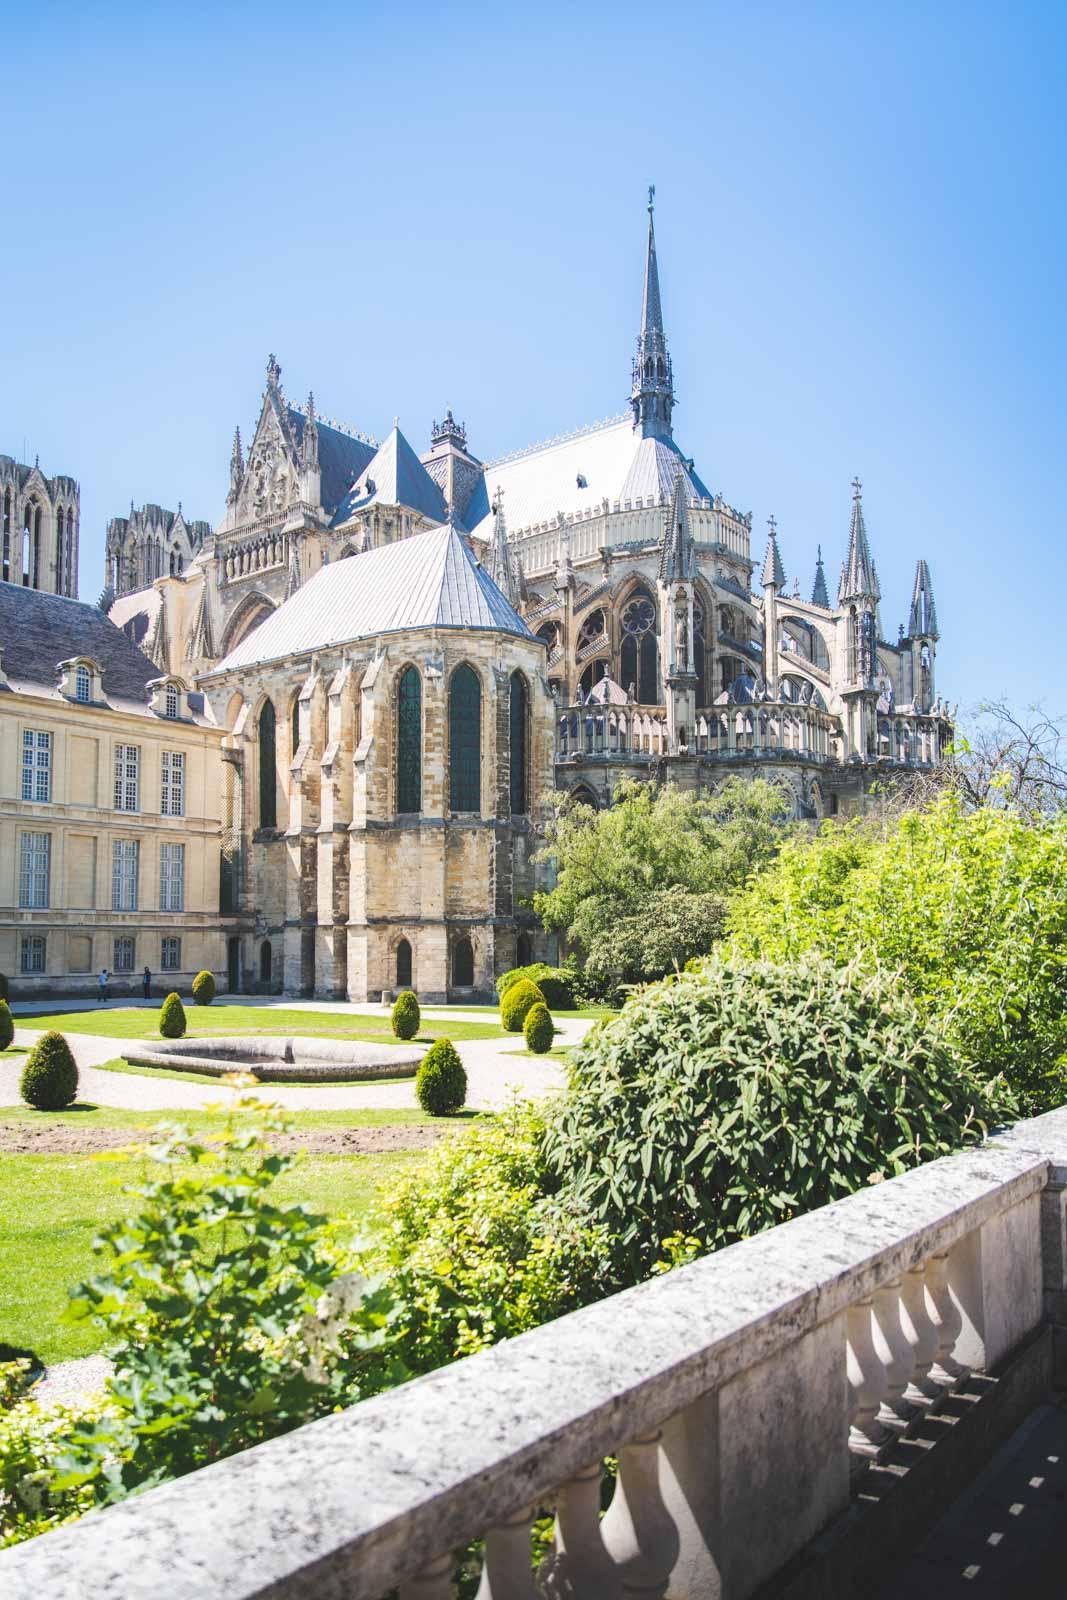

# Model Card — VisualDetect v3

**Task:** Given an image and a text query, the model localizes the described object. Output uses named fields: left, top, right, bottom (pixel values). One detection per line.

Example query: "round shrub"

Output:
left=500, top=977, right=545, bottom=1033
left=191, top=970, right=216, bottom=1006
left=541, top=953, right=1016, bottom=1292
left=524, top=1001, right=555, bottom=1055
left=415, top=1039, right=467, bottom=1116
left=0, top=1000, right=13, bottom=1053
left=497, top=964, right=577, bottom=1010
left=392, top=990, right=421, bottom=1041
left=159, top=992, right=187, bottom=1039
left=20, top=1032, right=78, bottom=1111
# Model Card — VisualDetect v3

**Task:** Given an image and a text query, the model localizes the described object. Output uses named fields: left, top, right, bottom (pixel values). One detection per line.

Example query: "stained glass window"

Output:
left=620, top=589, right=659, bottom=704
left=258, top=700, right=276, bottom=828
left=509, top=672, right=528, bottom=815
left=449, top=664, right=481, bottom=813
left=397, top=667, right=422, bottom=814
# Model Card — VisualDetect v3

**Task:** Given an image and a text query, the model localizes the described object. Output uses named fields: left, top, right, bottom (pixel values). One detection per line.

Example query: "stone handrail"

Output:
left=556, top=700, right=840, bottom=761
left=4, top=1108, right=1066, bottom=1600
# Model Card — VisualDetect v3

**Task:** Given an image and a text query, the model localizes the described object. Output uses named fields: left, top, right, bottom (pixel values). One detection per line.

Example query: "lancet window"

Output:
left=509, top=672, right=528, bottom=815
left=449, top=664, right=481, bottom=813
left=620, top=590, right=658, bottom=704
left=258, top=700, right=277, bottom=828
left=396, top=667, right=422, bottom=815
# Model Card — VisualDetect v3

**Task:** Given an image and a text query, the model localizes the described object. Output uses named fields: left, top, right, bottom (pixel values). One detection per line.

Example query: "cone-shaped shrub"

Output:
left=160, top=992, right=187, bottom=1038
left=0, top=999, right=14, bottom=1052
left=523, top=1001, right=555, bottom=1054
left=416, top=1038, right=467, bottom=1116
left=20, top=1031, right=78, bottom=1110
left=191, top=970, right=216, bottom=1006
left=500, top=977, right=544, bottom=1033
left=392, top=990, right=420, bottom=1040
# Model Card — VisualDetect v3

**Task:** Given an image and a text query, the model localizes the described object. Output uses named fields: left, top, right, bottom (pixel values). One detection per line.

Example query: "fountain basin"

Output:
left=122, top=1035, right=423, bottom=1082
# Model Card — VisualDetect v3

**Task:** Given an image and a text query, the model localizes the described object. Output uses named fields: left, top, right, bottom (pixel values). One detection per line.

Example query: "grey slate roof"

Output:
left=207, top=523, right=535, bottom=675
left=330, top=426, right=448, bottom=527
left=285, top=408, right=377, bottom=517
left=0, top=581, right=159, bottom=701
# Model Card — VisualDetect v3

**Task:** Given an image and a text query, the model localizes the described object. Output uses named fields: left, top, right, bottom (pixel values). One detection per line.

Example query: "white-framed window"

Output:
left=112, top=838, right=139, bottom=911
left=114, top=935, right=135, bottom=973
left=161, top=935, right=181, bottom=971
left=161, top=750, right=185, bottom=817
left=164, top=684, right=179, bottom=719
left=160, top=842, right=185, bottom=912
left=21, top=730, right=53, bottom=802
left=75, top=665, right=91, bottom=703
left=18, top=832, right=50, bottom=908
left=114, top=744, right=140, bottom=811
left=20, top=934, right=46, bottom=974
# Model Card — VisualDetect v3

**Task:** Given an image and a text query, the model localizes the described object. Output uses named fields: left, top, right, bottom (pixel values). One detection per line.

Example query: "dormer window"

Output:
left=147, top=675, right=188, bottom=720
left=164, top=684, right=179, bottom=719
left=75, top=665, right=91, bottom=703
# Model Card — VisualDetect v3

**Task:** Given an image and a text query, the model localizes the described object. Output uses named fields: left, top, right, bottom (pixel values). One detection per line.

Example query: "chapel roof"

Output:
left=330, top=425, right=448, bottom=527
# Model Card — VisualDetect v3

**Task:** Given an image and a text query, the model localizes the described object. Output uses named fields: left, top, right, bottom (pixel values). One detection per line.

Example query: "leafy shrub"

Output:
left=20, top=1033, right=78, bottom=1111
left=0, top=973, right=8, bottom=1002
left=191, top=970, right=216, bottom=1006
left=524, top=1001, right=555, bottom=1054
left=540, top=954, right=1015, bottom=1293
left=0, top=1000, right=13, bottom=1053
left=582, top=887, right=727, bottom=995
left=728, top=798, right=1067, bottom=1114
left=391, top=990, right=420, bottom=1041
left=1, top=1381, right=108, bottom=1547
left=500, top=977, right=544, bottom=1032
left=416, top=1039, right=467, bottom=1116
left=497, top=965, right=577, bottom=1010
left=159, top=992, right=186, bottom=1038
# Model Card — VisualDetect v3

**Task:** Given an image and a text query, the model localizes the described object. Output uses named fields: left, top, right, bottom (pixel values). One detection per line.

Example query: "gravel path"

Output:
left=32, top=1354, right=113, bottom=1405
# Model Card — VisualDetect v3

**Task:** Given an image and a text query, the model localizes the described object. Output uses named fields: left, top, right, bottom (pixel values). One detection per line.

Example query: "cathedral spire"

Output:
left=659, top=470, right=695, bottom=580
left=228, top=427, right=244, bottom=502
left=630, top=186, right=675, bottom=439
left=811, top=543, right=830, bottom=608
left=909, top=559, right=938, bottom=639
left=761, top=514, right=786, bottom=590
left=838, top=477, right=880, bottom=604
left=488, top=487, right=522, bottom=606
left=301, top=391, right=319, bottom=472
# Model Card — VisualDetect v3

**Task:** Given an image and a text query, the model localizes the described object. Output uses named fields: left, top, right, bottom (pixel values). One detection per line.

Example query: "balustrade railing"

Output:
left=555, top=700, right=839, bottom=761
left=221, top=529, right=290, bottom=584
left=5, top=1106, right=1066, bottom=1600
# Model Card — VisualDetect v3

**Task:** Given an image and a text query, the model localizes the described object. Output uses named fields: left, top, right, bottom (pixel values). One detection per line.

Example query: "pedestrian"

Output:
left=98, top=967, right=109, bottom=1004
left=142, top=965, right=152, bottom=1000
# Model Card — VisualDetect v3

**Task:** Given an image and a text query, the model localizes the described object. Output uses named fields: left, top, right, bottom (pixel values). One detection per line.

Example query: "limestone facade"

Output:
left=0, top=453, right=80, bottom=597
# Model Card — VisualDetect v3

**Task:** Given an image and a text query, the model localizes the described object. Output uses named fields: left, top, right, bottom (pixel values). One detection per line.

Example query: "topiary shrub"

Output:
left=0, top=999, right=14, bottom=1053
left=497, top=964, right=577, bottom=1010
left=415, top=1039, right=467, bottom=1116
left=523, top=1001, right=555, bottom=1054
left=20, top=1032, right=79, bottom=1111
left=392, top=990, right=420, bottom=1041
left=191, top=970, right=216, bottom=1006
left=500, top=977, right=545, bottom=1033
left=159, top=992, right=187, bottom=1039
left=541, top=953, right=1016, bottom=1293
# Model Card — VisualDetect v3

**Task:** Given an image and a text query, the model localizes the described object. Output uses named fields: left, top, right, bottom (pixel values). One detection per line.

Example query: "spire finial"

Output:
left=306, top=390, right=315, bottom=418
left=768, top=513, right=777, bottom=535
left=648, top=182, right=655, bottom=215
left=851, top=475, right=862, bottom=500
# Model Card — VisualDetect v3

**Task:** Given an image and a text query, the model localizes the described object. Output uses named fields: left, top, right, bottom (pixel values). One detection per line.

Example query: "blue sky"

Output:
left=2, top=1, right=1063, bottom=714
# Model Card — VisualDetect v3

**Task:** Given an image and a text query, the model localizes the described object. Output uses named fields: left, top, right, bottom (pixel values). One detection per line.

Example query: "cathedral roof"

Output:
left=285, top=407, right=377, bottom=517
left=108, top=584, right=161, bottom=649
left=330, top=425, right=448, bottom=527
left=207, top=522, right=535, bottom=675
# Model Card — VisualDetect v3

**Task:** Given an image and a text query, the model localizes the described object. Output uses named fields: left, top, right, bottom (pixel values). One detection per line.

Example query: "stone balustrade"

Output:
left=222, top=529, right=291, bottom=584
left=4, top=1106, right=1066, bottom=1600
left=556, top=699, right=839, bottom=762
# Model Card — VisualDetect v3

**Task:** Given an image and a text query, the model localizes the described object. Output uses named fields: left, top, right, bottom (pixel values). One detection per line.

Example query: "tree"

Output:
left=873, top=701, right=1067, bottom=821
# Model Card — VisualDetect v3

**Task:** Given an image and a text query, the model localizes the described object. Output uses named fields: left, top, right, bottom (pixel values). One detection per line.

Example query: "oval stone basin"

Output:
left=122, top=1036, right=423, bottom=1082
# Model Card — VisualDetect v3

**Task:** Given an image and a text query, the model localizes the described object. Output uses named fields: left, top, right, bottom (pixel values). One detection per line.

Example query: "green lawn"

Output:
left=0, top=1103, right=470, bottom=1131
left=0, top=1145, right=426, bottom=1365
left=15, top=1006, right=505, bottom=1043
left=422, top=1004, right=619, bottom=1020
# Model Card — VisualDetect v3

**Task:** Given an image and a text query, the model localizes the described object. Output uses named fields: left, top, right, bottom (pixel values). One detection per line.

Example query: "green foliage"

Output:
left=535, top=777, right=792, bottom=984
left=391, top=990, right=421, bottom=1041
left=0, top=1000, right=13, bottom=1053
left=540, top=954, right=1014, bottom=1293
left=415, top=1039, right=467, bottom=1116
left=523, top=1002, right=555, bottom=1054
left=0, top=972, right=8, bottom=1001
left=497, top=965, right=577, bottom=1009
left=1, top=1379, right=107, bottom=1547
left=728, top=797, right=1067, bottom=1114
left=20, top=1033, right=78, bottom=1111
left=500, top=978, right=545, bottom=1032
left=159, top=992, right=187, bottom=1039
left=191, top=970, right=216, bottom=1006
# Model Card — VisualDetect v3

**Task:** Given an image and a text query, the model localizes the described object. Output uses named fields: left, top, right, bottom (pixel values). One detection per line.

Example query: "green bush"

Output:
left=1, top=1377, right=107, bottom=1546
left=524, top=1001, right=555, bottom=1054
left=19, top=1033, right=78, bottom=1111
left=159, top=992, right=187, bottom=1039
left=540, top=954, right=1015, bottom=1293
left=0, top=1000, right=13, bottom=1053
left=415, top=1039, right=467, bottom=1115
left=191, top=970, right=216, bottom=1006
left=500, top=977, right=545, bottom=1032
left=391, top=990, right=420, bottom=1041
left=497, top=964, right=577, bottom=1010
left=728, top=797, right=1067, bottom=1114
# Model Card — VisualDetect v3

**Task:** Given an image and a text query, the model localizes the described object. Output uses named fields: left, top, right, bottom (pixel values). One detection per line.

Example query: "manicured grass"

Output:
left=422, top=1004, right=619, bottom=1020
left=0, top=1103, right=470, bottom=1131
left=0, top=1147, right=426, bottom=1365
left=15, top=1006, right=505, bottom=1043
left=501, top=1046, right=574, bottom=1062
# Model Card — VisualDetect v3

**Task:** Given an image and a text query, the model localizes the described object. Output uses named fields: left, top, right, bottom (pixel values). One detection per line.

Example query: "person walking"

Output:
left=142, top=965, right=152, bottom=1001
left=98, top=968, right=109, bottom=1004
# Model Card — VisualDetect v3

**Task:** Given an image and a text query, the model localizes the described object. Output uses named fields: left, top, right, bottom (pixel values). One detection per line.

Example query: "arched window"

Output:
left=576, top=609, right=606, bottom=655
left=396, top=666, right=422, bottom=814
left=694, top=599, right=707, bottom=704
left=449, top=663, right=481, bottom=812
left=516, top=931, right=532, bottom=966
left=164, top=684, right=179, bottom=719
left=260, top=941, right=272, bottom=983
left=620, top=590, right=658, bottom=704
left=75, top=665, right=91, bottom=704
left=579, top=660, right=609, bottom=699
left=258, top=700, right=277, bottom=828
left=1, top=488, right=10, bottom=581
left=396, top=938, right=412, bottom=989
left=509, top=672, right=528, bottom=815
left=291, top=694, right=301, bottom=758
left=32, top=505, right=41, bottom=587
left=452, top=936, right=474, bottom=988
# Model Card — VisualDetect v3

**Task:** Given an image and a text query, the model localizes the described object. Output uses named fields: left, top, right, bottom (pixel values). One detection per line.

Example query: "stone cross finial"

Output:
left=648, top=183, right=655, bottom=214
left=768, top=513, right=777, bottom=535
left=851, top=476, right=862, bottom=499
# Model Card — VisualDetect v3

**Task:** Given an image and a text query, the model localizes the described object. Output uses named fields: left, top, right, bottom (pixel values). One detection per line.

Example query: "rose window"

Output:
left=621, top=597, right=655, bottom=635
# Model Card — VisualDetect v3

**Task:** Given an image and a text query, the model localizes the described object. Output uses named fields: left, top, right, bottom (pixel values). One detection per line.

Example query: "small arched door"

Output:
left=452, top=936, right=474, bottom=988
left=260, top=941, right=272, bottom=985
left=396, top=938, right=412, bottom=990
left=227, top=937, right=241, bottom=994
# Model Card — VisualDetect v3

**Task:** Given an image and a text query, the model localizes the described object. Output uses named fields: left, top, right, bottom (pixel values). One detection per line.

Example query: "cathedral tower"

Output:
left=630, top=187, right=676, bottom=439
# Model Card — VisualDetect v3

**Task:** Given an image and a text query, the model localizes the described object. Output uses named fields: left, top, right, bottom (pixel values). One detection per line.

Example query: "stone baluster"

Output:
left=400, top=1552, right=454, bottom=1599
left=925, top=1250, right=965, bottom=1387
left=846, top=1297, right=891, bottom=1456
left=899, top=1263, right=943, bottom=1402
left=600, top=1430, right=679, bottom=1599
left=475, top=1503, right=542, bottom=1600
left=545, top=1461, right=620, bottom=1597
left=872, top=1278, right=916, bottom=1425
